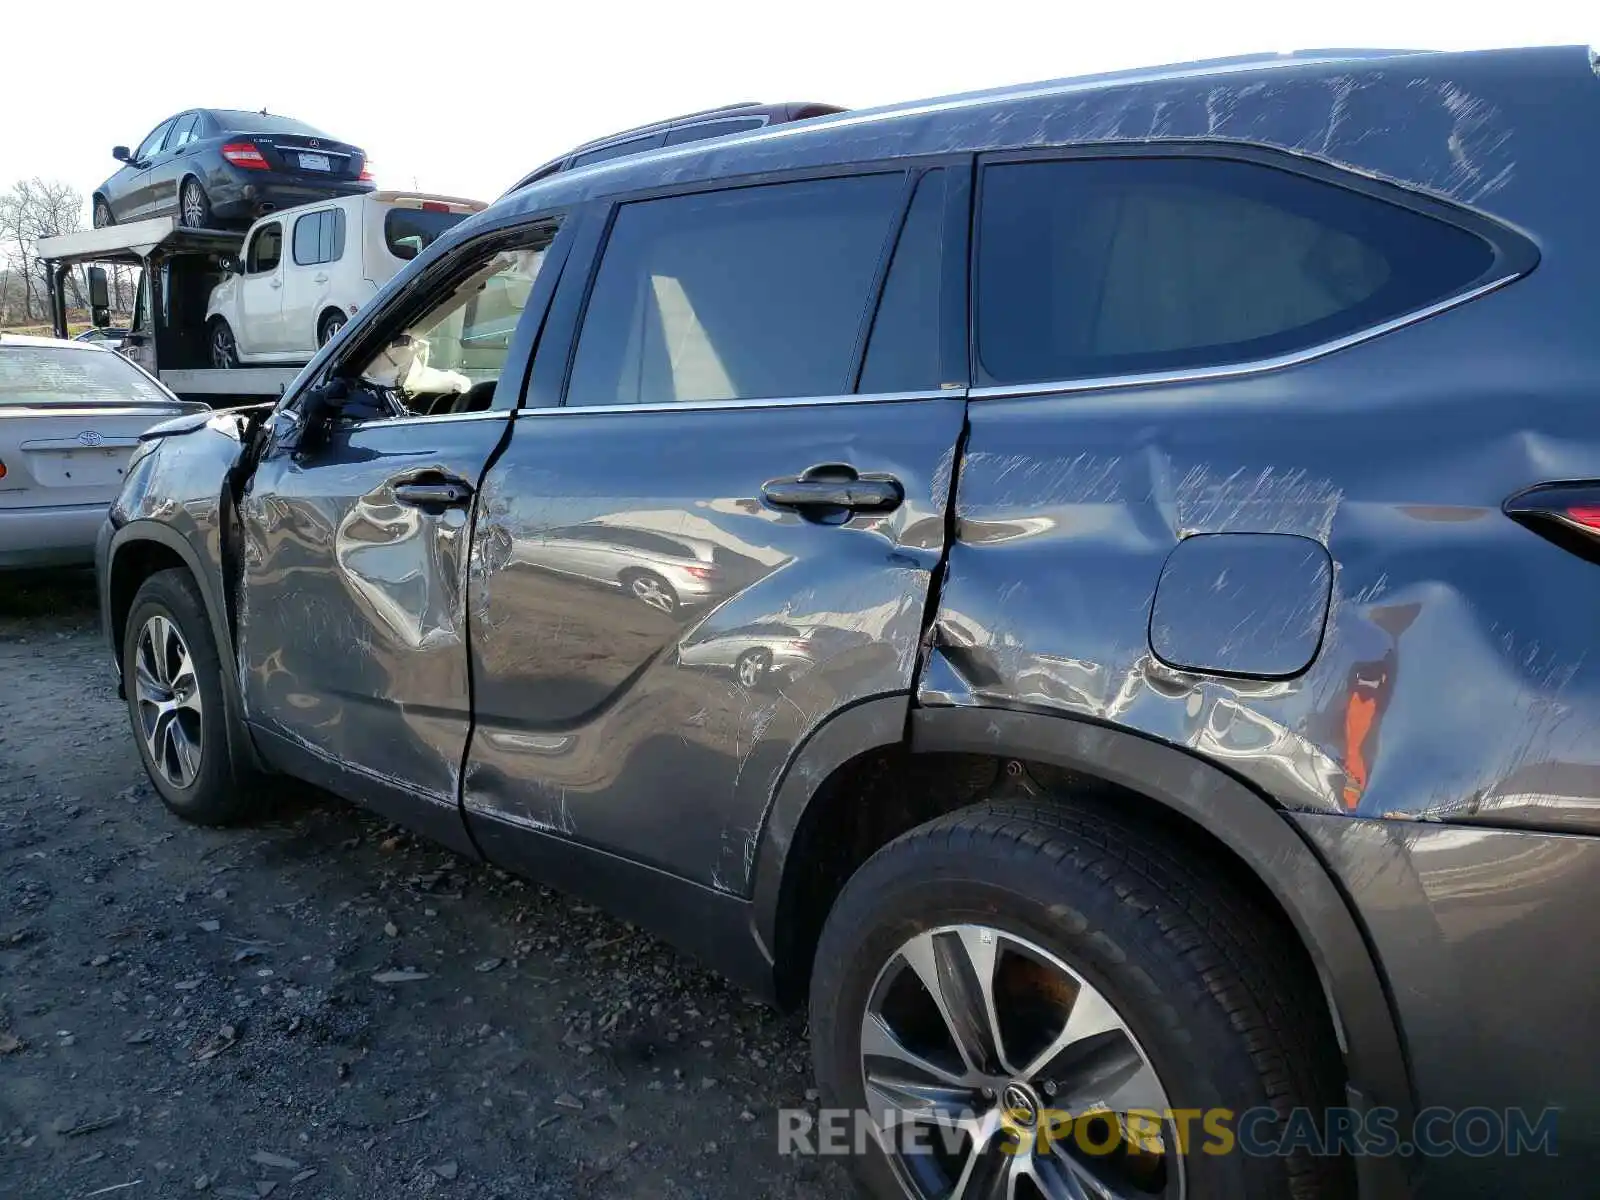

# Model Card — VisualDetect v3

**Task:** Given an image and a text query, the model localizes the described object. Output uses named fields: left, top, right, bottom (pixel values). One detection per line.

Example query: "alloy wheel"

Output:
left=182, top=181, right=207, bottom=228
left=862, top=924, right=1182, bottom=1199
left=737, top=651, right=767, bottom=688
left=134, top=614, right=204, bottom=789
left=211, top=325, right=236, bottom=369
left=629, top=574, right=675, bottom=613
left=319, top=313, right=347, bottom=345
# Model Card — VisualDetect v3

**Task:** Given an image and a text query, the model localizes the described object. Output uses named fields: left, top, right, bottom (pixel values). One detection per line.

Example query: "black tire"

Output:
left=179, top=177, right=212, bottom=229
left=209, top=318, right=239, bottom=369
left=122, top=569, right=265, bottom=826
left=93, top=197, right=115, bottom=228
left=318, top=309, right=347, bottom=347
left=810, top=800, right=1350, bottom=1200
left=622, top=569, right=678, bottom=615
left=735, top=648, right=771, bottom=689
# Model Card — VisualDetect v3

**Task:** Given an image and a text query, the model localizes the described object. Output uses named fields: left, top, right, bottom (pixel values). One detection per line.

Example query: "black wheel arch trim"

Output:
left=905, top=707, right=1417, bottom=1176
left=750, top=698, right=1416, bottom=1195
left=104, top=520, right=265, bottom=775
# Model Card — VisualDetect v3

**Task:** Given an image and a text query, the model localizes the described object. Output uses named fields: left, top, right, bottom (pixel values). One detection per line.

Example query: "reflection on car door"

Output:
left=237, top=222, right=286, bottom=357
left=463, top=165, right=968, bottom=898
left=236, top=222, right=569, bottom=853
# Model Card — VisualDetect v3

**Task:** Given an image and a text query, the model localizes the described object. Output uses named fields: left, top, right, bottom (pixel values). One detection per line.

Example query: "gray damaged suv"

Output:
left=98, top=46, right=1600, bottom=1200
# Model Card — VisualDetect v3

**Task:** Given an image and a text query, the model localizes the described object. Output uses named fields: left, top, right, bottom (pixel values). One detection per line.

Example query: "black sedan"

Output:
left=93, top=109, right=373, bottom=231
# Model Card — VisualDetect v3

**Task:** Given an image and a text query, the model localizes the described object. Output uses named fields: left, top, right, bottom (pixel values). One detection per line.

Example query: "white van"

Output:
left=205, top=191, right=485, bottom=367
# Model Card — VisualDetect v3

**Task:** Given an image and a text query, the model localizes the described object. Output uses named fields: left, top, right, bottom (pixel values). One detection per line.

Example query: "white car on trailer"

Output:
left=204, top=191, right=484, bottom=366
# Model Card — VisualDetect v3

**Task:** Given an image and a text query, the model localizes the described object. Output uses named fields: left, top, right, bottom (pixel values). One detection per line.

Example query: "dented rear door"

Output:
left=462, top=163, right=970, bottom=891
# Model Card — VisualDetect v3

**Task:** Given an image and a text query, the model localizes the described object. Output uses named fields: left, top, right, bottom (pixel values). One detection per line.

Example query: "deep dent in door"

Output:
left=461, top=398, right=965, bottom=893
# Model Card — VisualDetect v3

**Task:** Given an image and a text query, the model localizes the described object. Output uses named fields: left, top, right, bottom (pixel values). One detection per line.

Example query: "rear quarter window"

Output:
left=384, top=208, right=469, bottom=261
left=976, top=156, right=1502, bottom=386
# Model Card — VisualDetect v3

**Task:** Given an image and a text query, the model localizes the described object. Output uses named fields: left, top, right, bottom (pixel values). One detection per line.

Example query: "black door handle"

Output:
left=394, top=479, right=473, bottom=507
left=762, top=464, right=903, bottom=514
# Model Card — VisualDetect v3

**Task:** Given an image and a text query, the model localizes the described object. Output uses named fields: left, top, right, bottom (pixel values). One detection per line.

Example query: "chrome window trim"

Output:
left=969, top=273, right=1520, bottom=400
left=344, top=407, right=513, bottom=431
left=518, top=389, right=953, bottom=417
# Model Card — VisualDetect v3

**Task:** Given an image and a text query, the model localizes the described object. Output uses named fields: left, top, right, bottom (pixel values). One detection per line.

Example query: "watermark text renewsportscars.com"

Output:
left=777, top=1106, right=1560, bottom=1159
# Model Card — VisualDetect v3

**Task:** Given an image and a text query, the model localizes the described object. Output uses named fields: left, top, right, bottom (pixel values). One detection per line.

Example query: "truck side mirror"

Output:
left=113, top=145, right=131, bottom=163
left=87, top=266, right=110, bottom=312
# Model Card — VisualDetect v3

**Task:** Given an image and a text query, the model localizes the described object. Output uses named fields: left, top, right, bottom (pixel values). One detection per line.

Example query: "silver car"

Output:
left=0, top=335, right=202, bottom=568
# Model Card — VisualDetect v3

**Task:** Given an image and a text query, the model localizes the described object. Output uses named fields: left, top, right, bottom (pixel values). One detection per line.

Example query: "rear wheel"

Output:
left=209, top=318, right=239, bottom=369
left=122, top=569, right=266, bottom=825
left=180, top=177, right=212, bottom=229
left=93, top=198, right=115, bottom=228
left=318, top=310, right=347, bottom=346
left=810, top=800, right=1351, bottom=1200
left=736, top=648, right=771, bottom=689
left=623, top=570, right=678, bottom=615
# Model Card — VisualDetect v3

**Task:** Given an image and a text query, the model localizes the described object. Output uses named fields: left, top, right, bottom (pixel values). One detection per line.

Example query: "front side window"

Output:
left=136, top=120, right=174, bottom=161
left=355, top=230, right=555, bottom=414
left=293, top=210, right=346, bottom=266
left=859, top=170, right=945, bottom=393
left=247, top=223, right=283, bottom=273
left=976, top=156, right=1498, bottom=386
left=566, top=174, right=906, bottom=407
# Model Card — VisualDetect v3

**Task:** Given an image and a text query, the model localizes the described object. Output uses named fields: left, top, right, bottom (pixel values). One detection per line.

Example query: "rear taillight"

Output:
left=222, top=142, right=269, bottom=170
left=683, top=565, right=719, bottom=580
left=1565, top=506, right=1600, bottom=532
left=0, top=459, right=7, bottom=480
left=359, top=162, right=374, bottom=182
left=421, top=201, right=448, bottom=213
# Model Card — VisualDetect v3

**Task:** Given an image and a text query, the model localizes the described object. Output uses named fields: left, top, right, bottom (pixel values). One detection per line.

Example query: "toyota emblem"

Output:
left=78, top=430, right=104, bottom=447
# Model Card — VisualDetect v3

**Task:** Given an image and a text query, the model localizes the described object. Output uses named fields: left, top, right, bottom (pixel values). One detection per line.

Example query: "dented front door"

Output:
left=237, top=412, right=508, bottom=845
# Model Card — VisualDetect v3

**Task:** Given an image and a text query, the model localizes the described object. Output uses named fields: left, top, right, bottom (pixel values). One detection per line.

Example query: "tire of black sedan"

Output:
left=122, top=569, right=264, bottom=826
left=809, top=800, right=1351, bottom=1200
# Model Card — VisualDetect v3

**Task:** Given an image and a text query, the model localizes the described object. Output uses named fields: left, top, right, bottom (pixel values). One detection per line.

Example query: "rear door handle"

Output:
left=313, top=273, right=329, bottom=284
left=762, top=464, right=903, bottom=514
left=394, top=479, right=473, bottom=507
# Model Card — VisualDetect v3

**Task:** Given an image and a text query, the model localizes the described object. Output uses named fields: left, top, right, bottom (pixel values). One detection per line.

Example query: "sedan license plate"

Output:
left=298, top=152, right=332, bottom=171
left=28, top=448, right=129, bottom=488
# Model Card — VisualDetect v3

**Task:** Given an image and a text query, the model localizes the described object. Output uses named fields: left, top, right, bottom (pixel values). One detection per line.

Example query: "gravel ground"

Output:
left=0, top=572, right=854, bottom=1200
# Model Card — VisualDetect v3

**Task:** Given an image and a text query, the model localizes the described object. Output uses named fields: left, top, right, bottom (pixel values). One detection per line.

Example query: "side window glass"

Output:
left=169, top=113, right=200, bottom=149
left=567, top=174, right=905, bottom=407
left=292, top=213, right=322, bottom=265
left=136, top=120, right=174, bottom=161
left=859, top=170, right=945, bottom=393
left=324, top=209, right=346, bottom=263
left=292, top=211, right=346, bottom=265
left=354, top=230, right=557, bottom=417
left=976, top=157, right=1498, bottom=385
left=247, top=223, right=283, bottom=273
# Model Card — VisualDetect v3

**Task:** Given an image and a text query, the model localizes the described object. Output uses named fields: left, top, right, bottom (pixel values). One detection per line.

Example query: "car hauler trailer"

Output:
left=37, top=217, right=303, bottom=405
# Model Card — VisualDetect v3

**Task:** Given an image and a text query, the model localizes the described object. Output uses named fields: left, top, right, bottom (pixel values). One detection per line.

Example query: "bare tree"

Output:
left=0, top=178, right=88, bottom=322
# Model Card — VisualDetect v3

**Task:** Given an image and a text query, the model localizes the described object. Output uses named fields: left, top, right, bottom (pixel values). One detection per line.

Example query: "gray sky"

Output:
left=5, top=0, right=1594, bottom=209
